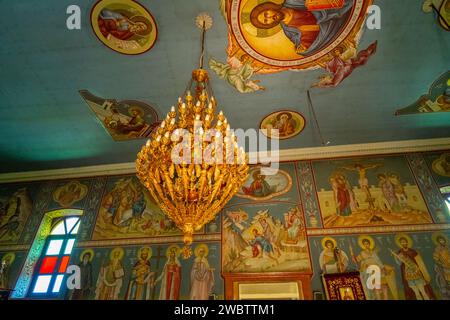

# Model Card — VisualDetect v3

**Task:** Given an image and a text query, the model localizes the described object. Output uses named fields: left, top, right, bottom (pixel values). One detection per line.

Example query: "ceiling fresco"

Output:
left=0, top=0, right=449, bottom=173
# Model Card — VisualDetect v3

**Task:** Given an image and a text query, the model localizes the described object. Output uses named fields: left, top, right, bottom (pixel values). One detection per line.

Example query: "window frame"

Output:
left=27, top=216, right=80, bottom=299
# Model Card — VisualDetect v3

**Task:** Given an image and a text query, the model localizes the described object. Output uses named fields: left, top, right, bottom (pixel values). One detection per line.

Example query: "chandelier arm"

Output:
left=162, top=168, right=176, bottom=201
left=151, top=181, right=177, bottom=213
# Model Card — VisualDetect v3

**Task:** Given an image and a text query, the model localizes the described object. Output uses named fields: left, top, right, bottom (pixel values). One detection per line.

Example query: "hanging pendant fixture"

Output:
left=136, top=13, right=249, bottom=258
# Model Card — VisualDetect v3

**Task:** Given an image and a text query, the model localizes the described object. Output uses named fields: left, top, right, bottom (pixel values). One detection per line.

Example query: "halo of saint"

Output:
left=166, top=245, right=181, bottom=258
left=80, top=249, right=95, bottom=262
left=109, top=247, right=125, bottom=260
left=357, top=235, right=375, bottom=250
left=395, top=233, right=413, bottom=248
left=321, top=236, right=337, bottom=249
left=1, top=252, right=15, bottom=265
left=432, top=232, right=449, bottom=246
left=138, top=247, right=152, bottom=260
left=194, top=244, right=209, bottom=258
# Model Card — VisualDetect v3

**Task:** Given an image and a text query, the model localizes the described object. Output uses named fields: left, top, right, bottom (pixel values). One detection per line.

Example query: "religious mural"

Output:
left=310, top=230, right=450, bottom=300
left=212, top=0, right=377, bottom=92
left=423, top=151, right=450, bottom=187
left=237, top=166, right=293, bottom=200
left=312, top=156, right=433, bottom=228
left=80, top=90, right=160, bottom=141
left=70, top=249, right=95, bottom=300
left=260, top=110, right=305, bottom=139
left=52, top=181, right=88, bottom=208
left=92, top=176, right=184, bottom=240
left=222, top=203, right=311, bottom=273
left=67, top=242, right=222, bottom=300
left=0, top=152, right=449, bottom=300
left=0, top=251, right=26, bottom=290
left=90, top=0, right=158, bottom=55
left=395, top=71, right=450, bottom=115
left=0, top=185, right=34, bottom=244
left=422, top=0, right=450, bottom=31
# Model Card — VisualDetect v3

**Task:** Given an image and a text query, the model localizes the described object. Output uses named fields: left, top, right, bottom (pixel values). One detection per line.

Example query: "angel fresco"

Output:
left=209, top=57, right=265, bottom=93
left=222, top=207, right=310, bottom=273
left=312, top=41, right=378, bottom=88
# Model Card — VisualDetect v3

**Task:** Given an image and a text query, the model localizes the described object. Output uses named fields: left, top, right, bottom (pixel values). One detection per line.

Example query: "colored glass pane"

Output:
left=69, top=221, right=80, bottom=234
left=65, top=217, right=80, bottom=234
left=64, top=239, right=76, bottom=254
left=52, top=275, right=65, bottom=293
left=58, top=256, right=70, bottom=273
left=46, top=239, right=64, bottom=255
left=50, top=221, right=66, bottom=235
left=39, top=257, right=58, bottom=274
left=33, top=275, right=52, bottom=293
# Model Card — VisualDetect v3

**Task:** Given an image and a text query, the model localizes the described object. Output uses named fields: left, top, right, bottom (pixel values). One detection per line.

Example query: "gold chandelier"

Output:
left=136, top=13, right=249, bottom=258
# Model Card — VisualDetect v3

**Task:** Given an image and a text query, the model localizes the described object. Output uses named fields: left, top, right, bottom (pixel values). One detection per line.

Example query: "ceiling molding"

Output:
left=0, top=137, right=449, bottom=183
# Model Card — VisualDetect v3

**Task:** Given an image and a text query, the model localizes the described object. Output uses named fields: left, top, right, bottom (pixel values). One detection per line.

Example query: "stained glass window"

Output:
left=28, top=216, right=81, bottom=297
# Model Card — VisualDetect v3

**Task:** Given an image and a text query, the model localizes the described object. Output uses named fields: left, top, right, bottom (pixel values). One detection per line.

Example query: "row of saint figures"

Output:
left=318, top=233, right=450, bottom=300
left=69, top=244, right=215, bottom=300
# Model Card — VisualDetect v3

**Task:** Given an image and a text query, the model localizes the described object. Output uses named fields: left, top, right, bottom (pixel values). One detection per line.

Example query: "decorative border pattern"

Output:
left=19, top=182, right=55, bottom=244
left=80, top=177, right=107, bottom=241
left=76, top=233, right=221, bottom=248
left=297, top=161, right=322, bottom=228
left=306, top=223, right=450, bottom=236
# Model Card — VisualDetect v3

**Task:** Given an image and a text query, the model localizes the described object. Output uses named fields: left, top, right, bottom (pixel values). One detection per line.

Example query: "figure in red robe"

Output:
left=331, top=175, right=352, bottom=216
left=392, top=237, right=436, bottom=300
left=155, top=247, right=182, bottom=300
left=313, top=41, right=378, bottom=88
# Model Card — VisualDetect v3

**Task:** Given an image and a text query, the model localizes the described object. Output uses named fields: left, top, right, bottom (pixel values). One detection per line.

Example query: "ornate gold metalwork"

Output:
left=136, top=13, right=249, bottom=258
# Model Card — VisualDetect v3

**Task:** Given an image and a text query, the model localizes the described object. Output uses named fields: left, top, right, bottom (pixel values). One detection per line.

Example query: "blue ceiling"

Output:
left=0, top=0, right=449, bottom=173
